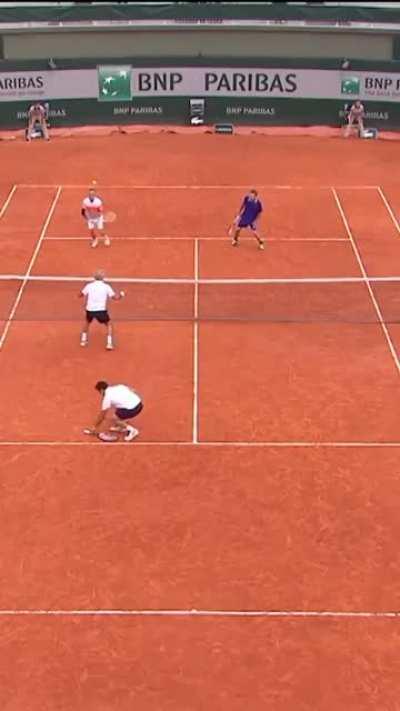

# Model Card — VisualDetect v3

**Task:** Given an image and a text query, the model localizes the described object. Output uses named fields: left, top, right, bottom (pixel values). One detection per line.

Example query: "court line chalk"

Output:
left=0, top=184, right=17, bottom=220
left=0, top=608, right=398, bottom=618
left=0, top=186, right=63, bottom=350
left=332, top=188, right=400, bottom=377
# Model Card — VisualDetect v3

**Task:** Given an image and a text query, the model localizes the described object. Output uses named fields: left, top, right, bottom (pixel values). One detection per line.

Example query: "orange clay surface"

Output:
left=1, top=132, right=400, bottom=710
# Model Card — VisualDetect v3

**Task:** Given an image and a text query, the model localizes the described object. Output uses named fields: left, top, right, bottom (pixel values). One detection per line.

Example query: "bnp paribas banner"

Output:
left=1, top=66, right=400, bottom=102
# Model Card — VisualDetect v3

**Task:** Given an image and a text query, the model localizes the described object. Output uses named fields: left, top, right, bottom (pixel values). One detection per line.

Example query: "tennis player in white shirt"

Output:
left=79, top=270, right=124, bottom=350
left=91, top=381, right=143, bottom=441
left=81, top=187, right=110, bottom=248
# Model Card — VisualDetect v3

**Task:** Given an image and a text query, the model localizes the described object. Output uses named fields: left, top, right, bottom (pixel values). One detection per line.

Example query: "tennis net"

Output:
left=0, top=274, right=399, bottom=323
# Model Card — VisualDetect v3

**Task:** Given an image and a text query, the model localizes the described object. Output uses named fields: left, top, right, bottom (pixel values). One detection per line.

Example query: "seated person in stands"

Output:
left=344, top=100, right=365, bottom=138
left=26, top=102, right=49, bottom=141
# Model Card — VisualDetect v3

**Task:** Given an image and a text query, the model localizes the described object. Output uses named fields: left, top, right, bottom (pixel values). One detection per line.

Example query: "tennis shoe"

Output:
left=258, top=240, right=265, bottom=251
left=231, top=239, right=239, bottom=247
left=124, top=426, right=139, bottom=442
left=104, top=236, right=111, bottom=247
left=106, top=341, right=114, bottom=351
left=91, top=238, right=98, bottom=248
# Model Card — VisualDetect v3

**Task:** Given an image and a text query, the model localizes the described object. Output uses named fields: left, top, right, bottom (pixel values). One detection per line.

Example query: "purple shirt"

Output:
left=240, top=196, right=263, bottom=223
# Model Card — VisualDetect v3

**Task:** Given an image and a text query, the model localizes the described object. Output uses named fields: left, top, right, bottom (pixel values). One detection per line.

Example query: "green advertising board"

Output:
left=2, top=97, right=398, bottom=131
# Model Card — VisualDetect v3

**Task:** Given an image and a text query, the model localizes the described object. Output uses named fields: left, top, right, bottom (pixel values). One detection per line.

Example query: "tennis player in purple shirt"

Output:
left=230, top=189, right=264, bottom=250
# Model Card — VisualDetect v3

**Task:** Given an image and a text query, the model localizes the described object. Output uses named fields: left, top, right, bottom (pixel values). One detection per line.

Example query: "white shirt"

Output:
left=102, top=385, right=141, bottom=411
left=82, top=196, right=103, bottom=219
left=82, top=280, right=115, bottom=311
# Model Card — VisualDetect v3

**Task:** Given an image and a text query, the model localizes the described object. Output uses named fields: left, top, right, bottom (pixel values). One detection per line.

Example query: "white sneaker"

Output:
left=91, top=238, right=98, bottom=248
left=106, top=341, right=114, bottom=350
left=80, top=337, right=87, bottom=347
left=104, top=236, right=111, bottom=247
left=124, top=426, right=139, bottom=442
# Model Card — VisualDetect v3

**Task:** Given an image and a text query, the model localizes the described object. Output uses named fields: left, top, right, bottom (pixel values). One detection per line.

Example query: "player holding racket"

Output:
left=229, top=189, right=264, bottom=250
left=81, top=185, right=111, bottom=248
left=79, top=270, right=124, bottom=351
left=85, top=381, right=143, bottom=442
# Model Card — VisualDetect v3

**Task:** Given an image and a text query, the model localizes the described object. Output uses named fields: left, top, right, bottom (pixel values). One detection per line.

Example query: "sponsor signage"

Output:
left=0, top=66, right=399, bottom=103
left=340, top=72, right=400, bottom=100
left=98, top=65, right=131, bottom=102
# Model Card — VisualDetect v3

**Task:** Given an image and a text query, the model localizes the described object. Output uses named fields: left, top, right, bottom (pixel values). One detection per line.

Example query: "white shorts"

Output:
left=87, top=216, right=104, bottom=231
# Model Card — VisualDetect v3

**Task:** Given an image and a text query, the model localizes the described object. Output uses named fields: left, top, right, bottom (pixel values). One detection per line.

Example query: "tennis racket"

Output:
left=104, top=211, right=117, bottom=224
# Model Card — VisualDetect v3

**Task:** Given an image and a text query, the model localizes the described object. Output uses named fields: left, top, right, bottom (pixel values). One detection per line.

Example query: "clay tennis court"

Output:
left=1, top=133, right=400, bottom=709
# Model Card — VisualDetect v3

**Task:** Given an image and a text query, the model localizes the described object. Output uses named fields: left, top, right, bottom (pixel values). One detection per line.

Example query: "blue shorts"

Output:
left=237, top=219, right=256, bottom=230
left=115, top=402, right=143, bottom=420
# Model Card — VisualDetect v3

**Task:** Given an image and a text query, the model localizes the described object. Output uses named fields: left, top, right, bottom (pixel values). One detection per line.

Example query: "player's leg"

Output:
left=251, top=225, right=264, bottom=250
left=102, top=313, right=114, bottom=350
left=100, top=229, right=110, bottom=247
left=89, top=224, right=99, bottom=248
left=358, top=118, right=364, bottom=136
left=41, top=119, right=50, bottom=141
left=109, top=413, right=134, bottom=437
left=344, top=116, right=355, bottom=138
left=254, top=230, right=265, bottom=250
left=231, top=226, right=241, bottom=246
left=80, top=312, right=92, bottom=346
left=26, top=119, right=34, bottom=142
left=95, top=215, right=110, bottom=246
left=112, top=405, right=143, bottom=440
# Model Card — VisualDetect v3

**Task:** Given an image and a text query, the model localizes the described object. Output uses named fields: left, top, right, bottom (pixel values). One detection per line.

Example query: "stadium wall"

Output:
left=1, top=30, right=394, bottom=61
left=0, top=59, right=399, bottom=130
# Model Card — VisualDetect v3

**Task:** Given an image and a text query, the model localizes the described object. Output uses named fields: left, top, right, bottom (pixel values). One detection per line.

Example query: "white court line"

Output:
left=192, top=238, right=199, bottom=444
left=0, top=184, right=17, bottom=219
left=1, top=275, right=399, bottom=284
left=377, top=186, right=400, bottom=236
left=0, top=608, right=398, bottom=618
left=332, top=188, right=400, bottom=376
left=18, top=184, right=381, bottom=190
left=0, top=187, right=62, bottom=350
left=0, top=440, right=399, bottom=447
left=44, top=236, right=349, bottom=242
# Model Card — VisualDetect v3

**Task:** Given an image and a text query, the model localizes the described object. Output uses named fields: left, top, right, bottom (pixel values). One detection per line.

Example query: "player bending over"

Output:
left=90, top=381, right=143, bottom=441
left=344, top=100, right=365, bottom=138
left=81, top=186, right=111, bottom=248
left=230, top=189, right=264, bottom=250
left=79, top=270, right=124, bottom=350
left=26, top=103, right=49, bottom=142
